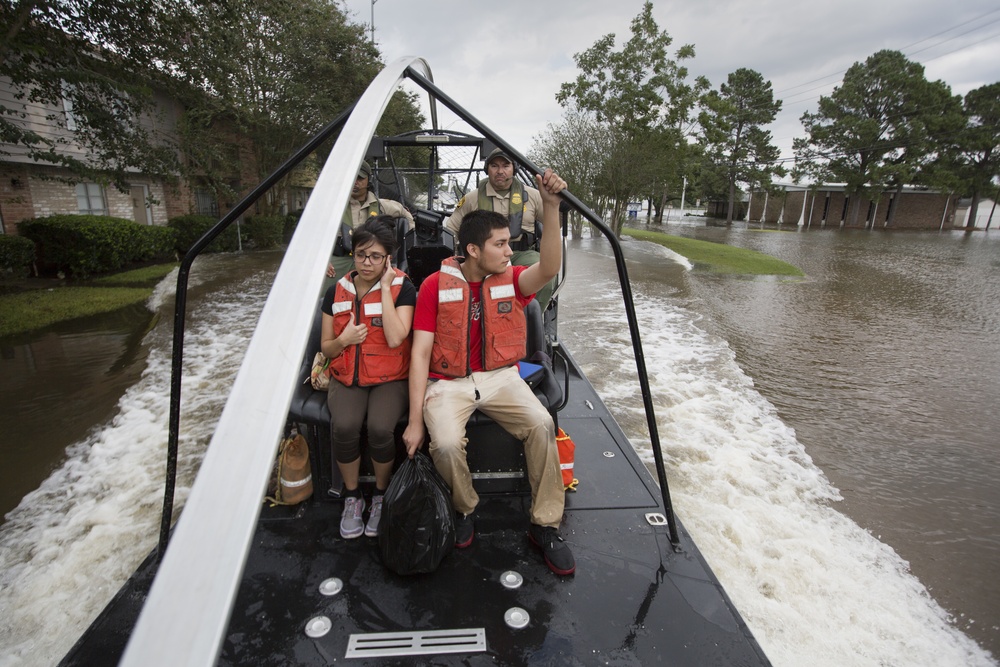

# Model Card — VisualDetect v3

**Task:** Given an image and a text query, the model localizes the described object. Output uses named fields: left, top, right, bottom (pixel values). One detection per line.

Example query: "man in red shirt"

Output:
left=403, top=168, right=574, bottom=576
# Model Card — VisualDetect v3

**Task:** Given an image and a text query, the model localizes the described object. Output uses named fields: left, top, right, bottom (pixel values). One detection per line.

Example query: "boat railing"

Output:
left=125, top=56, right=437, bottom=667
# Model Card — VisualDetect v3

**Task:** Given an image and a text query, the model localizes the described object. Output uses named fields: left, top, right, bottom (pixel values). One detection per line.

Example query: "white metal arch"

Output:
left=119, top=56, right=433, bottom=667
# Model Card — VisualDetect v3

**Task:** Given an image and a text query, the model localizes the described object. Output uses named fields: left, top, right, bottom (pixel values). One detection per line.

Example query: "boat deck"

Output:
left=221, top=358, right=767, bottom=665
left=60, top=356, right=769, bottom=665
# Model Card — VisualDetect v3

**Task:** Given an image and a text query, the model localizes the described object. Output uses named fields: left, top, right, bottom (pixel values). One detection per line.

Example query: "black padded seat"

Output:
left=286, top=280, right=564, bottom=497
left=286, top=299, right=330, bottom=427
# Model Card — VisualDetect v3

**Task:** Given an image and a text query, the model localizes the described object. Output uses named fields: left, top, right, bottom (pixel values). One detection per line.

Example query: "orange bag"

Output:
left=556, top=428, right=578, bottom=491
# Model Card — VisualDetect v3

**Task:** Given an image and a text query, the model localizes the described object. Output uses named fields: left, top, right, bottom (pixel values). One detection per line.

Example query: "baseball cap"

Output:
left=483, top=147, right=514, bottom=168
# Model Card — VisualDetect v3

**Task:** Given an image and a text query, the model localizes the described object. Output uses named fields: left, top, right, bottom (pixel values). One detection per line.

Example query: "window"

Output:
left=290, top=187, right=312, bottom=212
left=61, top=82, right=77, bottom=131
left=76, top=183, right=107, bottom=215
left=194, top=189, right=219, bottom=217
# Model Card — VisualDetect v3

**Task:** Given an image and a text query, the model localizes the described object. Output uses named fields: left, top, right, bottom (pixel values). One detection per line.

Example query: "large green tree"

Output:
left=942, top=83, right=1000, bottom=228
left=529, top=109, right=612, bottom=238
left=172, top=0, right=423, bottom=213
left=2, top=0, right=423, bottom=213
left=556, top=1, right=707, bottom=236
left=699, top=68, right=783, bottom=225
left=1, top=0, right=193, bottom=188
left=793, top=50, right=962, bottom=227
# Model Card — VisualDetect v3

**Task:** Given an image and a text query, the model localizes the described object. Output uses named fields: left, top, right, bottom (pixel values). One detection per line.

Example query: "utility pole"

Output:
left=370, top=0, right=378, bottom=44
left=680, top=176, right=686, bottom=218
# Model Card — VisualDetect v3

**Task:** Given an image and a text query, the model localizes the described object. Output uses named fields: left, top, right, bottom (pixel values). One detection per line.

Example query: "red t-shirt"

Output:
left=414, top=264, right=533, bottom=378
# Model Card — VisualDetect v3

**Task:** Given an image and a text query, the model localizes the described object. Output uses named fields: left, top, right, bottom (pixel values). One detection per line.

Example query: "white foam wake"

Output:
left=562, top=274, right=995, bottom=667
left=0, top=259, right=275, bottom=667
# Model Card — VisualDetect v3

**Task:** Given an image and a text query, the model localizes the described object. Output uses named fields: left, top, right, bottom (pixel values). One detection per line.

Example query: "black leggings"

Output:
left=328, top=380, right=408, bottom=464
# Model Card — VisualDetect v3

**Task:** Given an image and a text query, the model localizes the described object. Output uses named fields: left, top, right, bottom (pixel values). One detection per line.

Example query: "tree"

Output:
left=171, top=0, right=423, bottom=213
left=2, top=0, right=423, bottom=212
left=1, top=0, right=194, bottom=189
left=940, top=83, right=1000, bottom=229
left=529, top=109, right=612, bottom=238
left=793, top=50, right=962, bottom=227
left=556, top=1, right=707, bottom=236
left=699, top=68, right=783, bottom=225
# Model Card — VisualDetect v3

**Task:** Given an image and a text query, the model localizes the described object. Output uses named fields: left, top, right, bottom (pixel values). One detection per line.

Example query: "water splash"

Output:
left=0, top=255, right=277, bottom=667
left=561, top=257, right=995, bottom=667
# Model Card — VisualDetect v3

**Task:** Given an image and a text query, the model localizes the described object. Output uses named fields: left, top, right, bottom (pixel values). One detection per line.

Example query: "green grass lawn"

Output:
left=92, top=263, right=178, bottom=286
left=623, top=228, right=803, bottom=276
left=0, top=262, right=178, bottom=337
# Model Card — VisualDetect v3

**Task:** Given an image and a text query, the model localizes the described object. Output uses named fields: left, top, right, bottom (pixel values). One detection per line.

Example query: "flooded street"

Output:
left=0, top=252, right=281, bottom=665
left=559, top=222, right=999, bottom=662
left=668, top=222, right=1000, bottom=656
left=0, top=227, right=997, bottom=666
left=0, top=304, right=156, bottom=521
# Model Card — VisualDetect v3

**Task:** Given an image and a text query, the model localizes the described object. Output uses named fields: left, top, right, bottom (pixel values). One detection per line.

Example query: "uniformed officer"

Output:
left=445, top=148, right=555, bottom=310
left=326, top=161, right=414, bottom=288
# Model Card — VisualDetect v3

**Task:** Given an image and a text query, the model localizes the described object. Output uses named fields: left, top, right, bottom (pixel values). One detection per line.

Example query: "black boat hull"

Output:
left=62, top=349, right=769, bottom=666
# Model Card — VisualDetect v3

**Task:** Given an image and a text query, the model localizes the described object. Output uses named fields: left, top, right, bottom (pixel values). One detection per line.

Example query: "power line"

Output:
left=773, top=7, right=1000, bottom=96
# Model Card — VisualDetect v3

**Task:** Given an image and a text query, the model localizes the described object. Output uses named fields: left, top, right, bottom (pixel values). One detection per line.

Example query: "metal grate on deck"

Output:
left=345, top=628, right=487, bottom=658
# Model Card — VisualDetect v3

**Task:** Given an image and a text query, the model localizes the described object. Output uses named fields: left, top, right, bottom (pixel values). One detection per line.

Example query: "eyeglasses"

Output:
left=354, top=251, right=386, bottom=264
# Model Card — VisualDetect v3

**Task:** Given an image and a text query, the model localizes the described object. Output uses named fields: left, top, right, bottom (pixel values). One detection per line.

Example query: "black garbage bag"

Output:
left=378, top=452, right=455, bottom=575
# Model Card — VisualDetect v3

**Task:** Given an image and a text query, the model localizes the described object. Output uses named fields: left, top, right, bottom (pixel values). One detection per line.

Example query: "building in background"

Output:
left=708, top=183, right=960, bottom=230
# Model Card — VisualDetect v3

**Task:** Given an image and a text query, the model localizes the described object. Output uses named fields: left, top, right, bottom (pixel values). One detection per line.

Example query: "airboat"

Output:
left=59, top=57, right=770, bottom=666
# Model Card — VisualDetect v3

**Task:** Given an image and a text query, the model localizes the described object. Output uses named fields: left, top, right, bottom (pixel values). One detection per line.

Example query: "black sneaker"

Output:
left=528, top=524, right=576, bottom=575
left=455, top=511, right=474, bottom=548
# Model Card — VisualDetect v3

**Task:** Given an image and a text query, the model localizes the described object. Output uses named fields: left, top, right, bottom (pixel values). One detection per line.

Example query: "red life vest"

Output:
left=430, top=257, right=526, bottom=377
left=329, top=268, right=411, bottom=387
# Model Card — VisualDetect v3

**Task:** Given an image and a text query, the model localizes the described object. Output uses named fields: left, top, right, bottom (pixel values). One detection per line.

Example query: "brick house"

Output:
left=0, top=76, right=312, bottom=236
left=0, top=76, right=187, bottom=234
left=708, top=183, right=960, bottom=230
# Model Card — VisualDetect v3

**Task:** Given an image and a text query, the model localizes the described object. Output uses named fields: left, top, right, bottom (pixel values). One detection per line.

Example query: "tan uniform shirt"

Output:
left=346, top=191, right=414, bottom=230
left=445, top=181, right=543, bottom=238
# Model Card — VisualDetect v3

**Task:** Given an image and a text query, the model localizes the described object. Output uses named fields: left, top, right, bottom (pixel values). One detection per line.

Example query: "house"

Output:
left=0, top=75, right=313, bottom=236
left=954, top=197, right=998, bottom=229
left=708, top=183, right=959, bottom=230
left=0, top=75, right=188, bottom=234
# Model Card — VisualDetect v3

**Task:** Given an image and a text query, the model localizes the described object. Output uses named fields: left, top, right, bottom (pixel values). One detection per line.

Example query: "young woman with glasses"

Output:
left=320, top=216, right=416, bottom=539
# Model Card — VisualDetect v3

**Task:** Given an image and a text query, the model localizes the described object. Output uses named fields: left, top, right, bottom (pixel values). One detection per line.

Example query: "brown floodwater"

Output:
left=566, top=220, right=1000, bottom=658
left=0, top=230, right=996, bottom=666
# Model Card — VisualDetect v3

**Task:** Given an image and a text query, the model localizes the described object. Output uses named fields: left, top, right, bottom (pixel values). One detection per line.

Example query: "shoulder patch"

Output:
left=456, top=195, right=466, bottom=208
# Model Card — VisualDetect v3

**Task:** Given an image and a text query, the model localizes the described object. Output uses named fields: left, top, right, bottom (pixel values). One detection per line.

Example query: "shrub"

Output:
left=0, top=234, right=35, bottom=279
left=167, top=214, right=242, bottom=254
left=244, top=214, right=285, bottom=249
left=284, top=210, right=303, bottom=242
left=135, top=225, right=178, bottom=262
left=18, top=215, right=177, bottom=278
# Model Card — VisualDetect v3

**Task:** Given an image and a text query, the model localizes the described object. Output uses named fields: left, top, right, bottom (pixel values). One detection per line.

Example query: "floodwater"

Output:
left=558, top=221, right=998, bottom=664
left=0, top=304, right=156, bottom=521
left=0, top=228, right=997, bottom=666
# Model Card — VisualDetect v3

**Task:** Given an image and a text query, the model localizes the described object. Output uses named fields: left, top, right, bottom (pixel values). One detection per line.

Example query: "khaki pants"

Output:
left=423, top=366, right=564, bottom=528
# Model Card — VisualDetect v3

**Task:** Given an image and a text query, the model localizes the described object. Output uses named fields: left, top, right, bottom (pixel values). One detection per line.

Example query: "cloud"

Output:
left=343, top=0, right=1000, bottom=160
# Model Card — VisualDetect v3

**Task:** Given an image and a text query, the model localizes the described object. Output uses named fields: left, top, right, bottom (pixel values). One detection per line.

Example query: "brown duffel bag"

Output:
left=265, top=433, right=313, bottom=505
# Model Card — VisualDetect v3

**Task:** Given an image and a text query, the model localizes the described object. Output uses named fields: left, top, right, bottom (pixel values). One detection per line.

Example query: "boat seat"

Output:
left=286, top=290, right=563, bottom=498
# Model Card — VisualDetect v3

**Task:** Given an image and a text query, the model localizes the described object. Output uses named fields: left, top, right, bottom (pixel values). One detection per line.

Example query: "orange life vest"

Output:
left=329, top=268, right=411, bottom=387
left=430, top=257, right=526, bottom=377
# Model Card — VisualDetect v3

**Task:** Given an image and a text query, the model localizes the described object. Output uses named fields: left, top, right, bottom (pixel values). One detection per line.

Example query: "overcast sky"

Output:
left=341, top=0, right=1000, bottom=165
